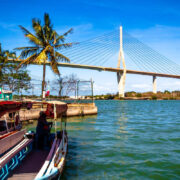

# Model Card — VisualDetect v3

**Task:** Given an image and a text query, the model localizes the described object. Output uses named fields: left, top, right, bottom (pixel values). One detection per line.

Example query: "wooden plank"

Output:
left=8, top=150, right=49, bottom=180
left=0, top=139, right=32, bottom=168
left=0, top=130, right=26, bottom=155
left=35, top=139, right=57, bottom=179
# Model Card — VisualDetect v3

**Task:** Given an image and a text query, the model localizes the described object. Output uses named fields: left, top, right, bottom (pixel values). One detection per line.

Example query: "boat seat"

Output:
left=0, top=138, right=33, bottom=169
left=0, top=130, right=26, bottom=155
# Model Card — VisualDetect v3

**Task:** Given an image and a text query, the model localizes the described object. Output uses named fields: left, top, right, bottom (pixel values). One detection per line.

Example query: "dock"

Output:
left=0, top=102, right=98, bottom=122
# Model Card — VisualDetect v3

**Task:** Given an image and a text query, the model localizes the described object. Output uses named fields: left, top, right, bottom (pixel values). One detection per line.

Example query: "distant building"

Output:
left=69, top=96, right=85, bottom=99
left=0, top=87, right=13, bottom=101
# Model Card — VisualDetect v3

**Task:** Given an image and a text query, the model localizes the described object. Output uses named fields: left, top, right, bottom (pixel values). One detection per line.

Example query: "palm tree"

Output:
left=15, top=13, right=75, bottom=100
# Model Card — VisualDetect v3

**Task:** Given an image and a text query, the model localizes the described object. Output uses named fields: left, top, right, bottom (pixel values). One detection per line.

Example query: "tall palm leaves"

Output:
left=15, top=13, right=75, bottom=99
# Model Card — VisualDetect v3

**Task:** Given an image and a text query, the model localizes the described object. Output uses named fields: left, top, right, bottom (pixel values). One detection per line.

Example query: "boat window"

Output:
left=0, top=121, right=6, bottom=131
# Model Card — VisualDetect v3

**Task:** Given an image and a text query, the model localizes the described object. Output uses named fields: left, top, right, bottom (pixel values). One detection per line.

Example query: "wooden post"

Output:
left=54, top=103, right=57, bottom=138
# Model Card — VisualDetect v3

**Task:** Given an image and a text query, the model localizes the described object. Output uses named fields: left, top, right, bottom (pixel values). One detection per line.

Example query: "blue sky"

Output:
left=0, top=0, right=180, bottom=94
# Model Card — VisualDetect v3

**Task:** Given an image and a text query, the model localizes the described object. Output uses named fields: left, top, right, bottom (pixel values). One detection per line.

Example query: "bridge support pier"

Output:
left=153, top=75, right=157, bottom=94
left=117, top=72, right=126, bottom=97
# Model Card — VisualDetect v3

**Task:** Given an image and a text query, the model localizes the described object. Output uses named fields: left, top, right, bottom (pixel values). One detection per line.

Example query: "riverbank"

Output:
left=13, top=90, right=180, bottom=101
left=92, top=91, right=180, bottom=100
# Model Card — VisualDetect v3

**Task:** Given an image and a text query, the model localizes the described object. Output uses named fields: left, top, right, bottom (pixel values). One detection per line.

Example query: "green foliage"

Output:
left=136, top=93, right=142, bottom=97
left=119, top=97, right=124, bottom=100
left=0, top=44, right=31, bottom=93
left=169, top=97, right=176, bottom=100
left=163, top=98, right=168, bottom=100
left=125, top=91, right=136, bottom=97
left=151, top=95, right=157, bottom=100
left=164, top=90, right=170, bottom=94
left=104, top=94, right=114, bottom=99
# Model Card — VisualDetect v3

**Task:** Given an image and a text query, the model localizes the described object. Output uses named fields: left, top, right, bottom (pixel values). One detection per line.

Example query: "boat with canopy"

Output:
left=0, top=101, right=68, bottom=180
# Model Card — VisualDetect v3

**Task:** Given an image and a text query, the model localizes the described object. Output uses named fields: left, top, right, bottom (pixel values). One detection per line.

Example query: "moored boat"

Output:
left=0, top=101, right=23, bottom=139
left=0, top=101, right=68, bottom=180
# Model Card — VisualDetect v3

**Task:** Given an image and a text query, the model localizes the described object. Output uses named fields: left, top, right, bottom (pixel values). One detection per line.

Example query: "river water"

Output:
left=26, top=100, right=180, bottom=180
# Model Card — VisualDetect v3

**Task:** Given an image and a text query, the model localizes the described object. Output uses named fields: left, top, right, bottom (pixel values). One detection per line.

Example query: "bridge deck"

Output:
left=8, top=59, right=180, bottom=79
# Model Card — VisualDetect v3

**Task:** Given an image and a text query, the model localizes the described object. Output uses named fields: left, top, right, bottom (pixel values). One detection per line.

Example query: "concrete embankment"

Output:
left=0, top=103, right=98, bottom=121
left=65, top=103, right=97, bottom=117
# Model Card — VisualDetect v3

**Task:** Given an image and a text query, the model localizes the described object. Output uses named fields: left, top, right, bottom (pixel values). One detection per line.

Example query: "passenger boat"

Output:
left=0, top=101, right=68, bottom=180
left=0, top=101, right=22, bottom=140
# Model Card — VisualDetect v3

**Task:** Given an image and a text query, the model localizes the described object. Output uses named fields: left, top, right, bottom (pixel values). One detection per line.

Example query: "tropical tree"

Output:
left=0, top=43, right=31, bottom=93
left=0, top=43, right=16, bottom=81
left=52, top=74, right=79, bottom=97
left=14, top=13, right=75, bottom=100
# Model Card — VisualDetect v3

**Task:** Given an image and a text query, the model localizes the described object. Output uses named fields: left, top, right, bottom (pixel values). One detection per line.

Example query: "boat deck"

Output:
left=8, top=149, right=49, bottom=180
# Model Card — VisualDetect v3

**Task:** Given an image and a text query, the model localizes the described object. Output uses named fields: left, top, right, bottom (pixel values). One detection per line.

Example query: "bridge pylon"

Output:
left=153, top=75, right=157, bottom=94
left=117, top=26, right=126, bottom=97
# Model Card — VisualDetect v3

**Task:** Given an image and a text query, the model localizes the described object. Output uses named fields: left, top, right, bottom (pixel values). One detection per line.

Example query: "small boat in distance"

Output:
left=0, top=101, right=68, bottom=180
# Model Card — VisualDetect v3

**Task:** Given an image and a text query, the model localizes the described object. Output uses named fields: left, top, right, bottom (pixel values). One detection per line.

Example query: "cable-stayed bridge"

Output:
left=8, top=26, right=180, bottom=97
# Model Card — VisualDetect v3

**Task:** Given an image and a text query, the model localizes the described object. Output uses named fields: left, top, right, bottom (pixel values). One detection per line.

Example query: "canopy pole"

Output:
left=54, top=103, right=57, bottom=138
left=4, top=115, right=9, bottom=133
left=60, top=118, right=62, bottom=131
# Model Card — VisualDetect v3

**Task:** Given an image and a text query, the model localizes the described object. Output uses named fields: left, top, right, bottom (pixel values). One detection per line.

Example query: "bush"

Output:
left=104, top=94, right=114, bottom=99
left=169, top=97, right=176, bottom=100
left=136, top=93, right=142, bottom=97
left=151, top=95, right=157, bottom=100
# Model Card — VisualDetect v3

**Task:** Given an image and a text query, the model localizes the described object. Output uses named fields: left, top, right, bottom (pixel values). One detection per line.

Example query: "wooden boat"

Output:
left=0, top=101, right=68, bottom=180
left=0, top=101, right=22, bottom=140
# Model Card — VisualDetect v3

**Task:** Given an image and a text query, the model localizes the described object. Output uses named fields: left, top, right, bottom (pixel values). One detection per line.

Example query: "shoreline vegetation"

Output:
left=13, top=90, right=180, bottom=101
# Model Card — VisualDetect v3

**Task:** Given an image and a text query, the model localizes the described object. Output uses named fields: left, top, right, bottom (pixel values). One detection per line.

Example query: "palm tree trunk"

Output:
left=42, top=63, right=46, bottom=101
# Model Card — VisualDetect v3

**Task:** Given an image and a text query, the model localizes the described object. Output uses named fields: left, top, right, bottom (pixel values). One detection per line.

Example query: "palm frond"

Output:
left=14, top=46, right=39, bottom=50
left=32, top=19, right=46, bottom=45
left=44, top=13, right=51, bottom=27
left=49, top=56, right=60, bottom=75
left=56, top=28, right=73, bottom=44
left=17, top=53, right=37, bottom=69
left=19, top=25, right=32, bottom=36
left=26, top=34, right=44, bottom=46
left=43, top=13, right=53, bottom=42
left=55, top=42, right=78, bottom=50
left=55, top=51, right=70, bottom=62
left=33, top=47, right=48, bottom=64
left=63, top=28, right=73, bottom=36
left=56, top=35, right=65, bottom=43
left=19, top=48, right=39, bottom=59
left=50, top=31, right=58, bottom=44
left=19, top=25, right=43, bottom=46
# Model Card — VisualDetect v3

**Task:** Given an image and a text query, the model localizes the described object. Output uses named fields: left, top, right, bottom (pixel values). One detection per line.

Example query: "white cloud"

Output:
left=0, top=22, right=19, bottom=32
left=161, top=81, right=180, bottom=87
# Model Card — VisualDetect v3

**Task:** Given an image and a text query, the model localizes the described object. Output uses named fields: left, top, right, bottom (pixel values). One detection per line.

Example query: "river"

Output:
left=25, top=100, right=180, bottom=179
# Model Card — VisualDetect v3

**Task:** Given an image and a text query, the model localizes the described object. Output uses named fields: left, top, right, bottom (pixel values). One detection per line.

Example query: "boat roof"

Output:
left=0, top=101, right=22, bottom=117
left=0, top=101, right=67, bottom=118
